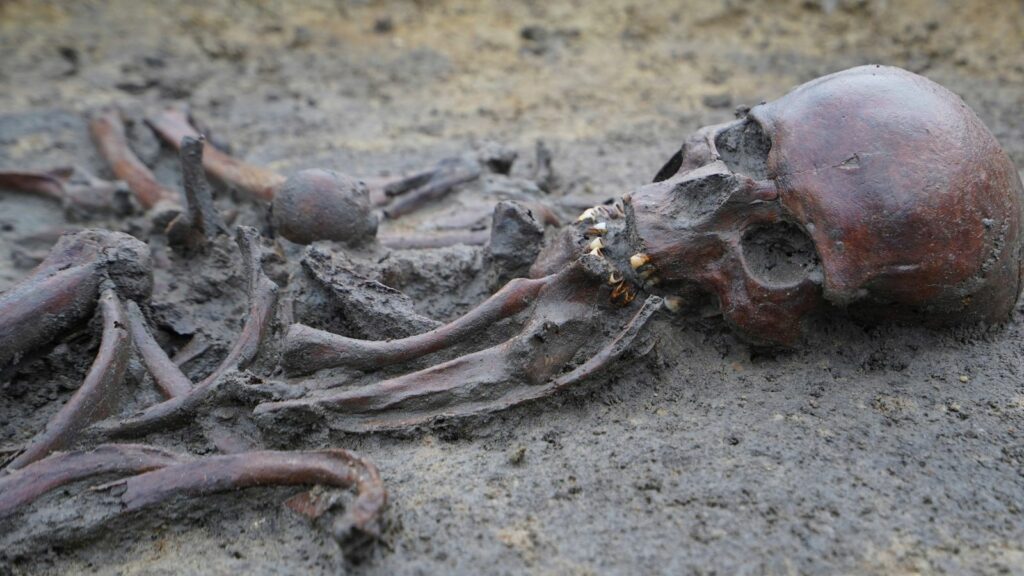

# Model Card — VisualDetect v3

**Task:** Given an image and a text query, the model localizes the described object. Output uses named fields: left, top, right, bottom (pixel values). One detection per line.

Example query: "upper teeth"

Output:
left=630, top=253, right=650, bottom=270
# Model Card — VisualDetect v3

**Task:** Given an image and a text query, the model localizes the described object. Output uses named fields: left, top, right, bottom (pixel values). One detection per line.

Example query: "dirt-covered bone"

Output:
left=0, top=445, right=386, bottom=558
left=272, top=169, right=378, bottom=246
left=5, top=288, right=129, bottom=470
left=0, top=167, right=135, bottom=220
left=635, top=65, right=1023, bottom=346
left=282, top=274, right=550, bottom=375
left=295, top=246, right=440, bottom=341
left=487, top=200, right=545, bottom=287
left=146, top=107, right=483, bottom=231
left=260, top=253, right=663, bottom=432
left=87, top=226, right=278, bottom=441
left=89, top=108, right=179, bottom=210
left=146, top=107, right=285, bottom=201
left=165, top=136, right=229, bottom=250
left=0, top=229, right=151, bottom=369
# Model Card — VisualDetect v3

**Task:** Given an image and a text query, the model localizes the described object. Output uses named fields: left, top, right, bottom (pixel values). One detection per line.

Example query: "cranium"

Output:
left=631, top=65, right=1024, bottom=345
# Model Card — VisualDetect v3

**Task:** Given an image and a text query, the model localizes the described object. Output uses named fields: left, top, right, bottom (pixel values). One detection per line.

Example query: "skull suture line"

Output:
left=630, top=64, right=1024, bottom=345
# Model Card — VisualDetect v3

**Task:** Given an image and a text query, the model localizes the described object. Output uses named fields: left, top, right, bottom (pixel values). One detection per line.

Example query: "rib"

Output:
left=260, top=295, right=662, bottom=432
left=6, top=289, right=131, bottom=470
left=146, top=108, right=285, bottom=201
left=0, top=444, right=186, bottom=518
left=125, top=300, right=192, bottom=399
left=282, top=274, right=551, bottom=375
left=88, top=227, right=278, bottom=438
left=89, top=108, right=177, bottom=209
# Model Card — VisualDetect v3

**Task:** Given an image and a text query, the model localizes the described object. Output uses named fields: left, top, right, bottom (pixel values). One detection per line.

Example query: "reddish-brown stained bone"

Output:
left=125, top=300, right=192, bottom=399
left=0, top=444, right=185, bottom=518
left=109, top=449, right=386, bottom=541
left=0, top=229, right=151, bottom=369
left=146, top=108, right=285, bottom=201
left=89, top=108, right=178, bottom=209
left=261, top=294, right=662, bottom=432
left=6, top=289, right=130, bottom=470
left=88, top=226, right=278, bottom=439
left=382, top=167, right=482, bottom=219
left=282, top=274, right=551, bottom=375
left=1, top=446, right=385, bottom=547
left=0, top=167, right=133, bottom=218
left=260, top=257, right=619, bottom=429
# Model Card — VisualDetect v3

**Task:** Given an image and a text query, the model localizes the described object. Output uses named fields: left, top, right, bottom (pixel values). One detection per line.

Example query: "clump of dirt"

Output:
left=1, top=1, right=1023, bottom=574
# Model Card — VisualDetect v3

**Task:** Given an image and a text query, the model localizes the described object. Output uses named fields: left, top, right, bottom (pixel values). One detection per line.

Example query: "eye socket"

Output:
left=714, top=118, right=771, bottom=180
left=740, top=221, right=821, bottom=287
left=652, top=149, right=683, bottom=183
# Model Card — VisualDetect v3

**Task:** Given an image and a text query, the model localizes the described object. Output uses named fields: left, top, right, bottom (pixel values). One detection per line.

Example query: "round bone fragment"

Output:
left=271, top=169, right=379, bottom=246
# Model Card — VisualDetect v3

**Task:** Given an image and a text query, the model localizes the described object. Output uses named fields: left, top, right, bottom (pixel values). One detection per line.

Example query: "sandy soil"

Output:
left=1, top=0, right=1023, bottom=574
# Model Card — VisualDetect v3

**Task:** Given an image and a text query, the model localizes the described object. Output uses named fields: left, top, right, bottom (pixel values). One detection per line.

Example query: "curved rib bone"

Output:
left=125, top=300, right=192, bottom=399
left=89, top=108, right=178, bottom=209
left=88, top=226, right=278, bottom=439
left=259, top=257, right=632, bottom=430
left=283, top=275, right=551, bottom=375
left=6, top=289, right=130, bottom=470
left=261, top=294, right=662, bottom=432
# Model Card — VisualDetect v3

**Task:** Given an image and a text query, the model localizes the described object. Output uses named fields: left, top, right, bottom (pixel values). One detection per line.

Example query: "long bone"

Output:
left=0, top=167, right=133, bottom=219
left=258, top=256, right=662, bottom=432
left=0, top=444, right=386, bottom=552
left=0, top=229, right=151, bottom=370
left=89, top=108, right=178, bottom=210
left=146, top=108, right=458, bottom=207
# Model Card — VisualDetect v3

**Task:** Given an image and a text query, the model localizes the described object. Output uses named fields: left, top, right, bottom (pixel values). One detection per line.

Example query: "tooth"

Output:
left=608, top=271, right=623, bottom=285
left=611, top=281, right=628, bottom=299
left=621, top=290, right=636, bottom=305
left=587, top=222, right=608, bottom=236
left=588, top=247, right=604, bottom=258
left=630, top=253, right=650, bottom=270
left=589, top=238, right=605, bottom=251
left=664, top=296, right=684, bottom=313
left=576, top=208, right=597, bottom=223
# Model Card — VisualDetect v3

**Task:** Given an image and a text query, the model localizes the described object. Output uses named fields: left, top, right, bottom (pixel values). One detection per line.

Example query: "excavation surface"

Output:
left=1, top=1, right=1023, bottom=574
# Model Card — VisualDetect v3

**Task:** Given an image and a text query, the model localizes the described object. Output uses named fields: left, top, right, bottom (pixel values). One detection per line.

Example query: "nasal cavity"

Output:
left=714, top=118, right=771, bottom=180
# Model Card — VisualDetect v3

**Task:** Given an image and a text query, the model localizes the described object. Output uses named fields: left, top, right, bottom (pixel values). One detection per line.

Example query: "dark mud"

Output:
left=1, top=0, right=1023, bottom=574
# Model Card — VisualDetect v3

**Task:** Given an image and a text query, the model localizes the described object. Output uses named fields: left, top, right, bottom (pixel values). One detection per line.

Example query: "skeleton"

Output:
left=259, top=65, right=1023, bottom=430
left=1, top=65, right=1022, bottom=558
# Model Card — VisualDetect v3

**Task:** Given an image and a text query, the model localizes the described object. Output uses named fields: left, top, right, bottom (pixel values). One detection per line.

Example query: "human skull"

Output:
left=630, top=65, right=1024, bottom=345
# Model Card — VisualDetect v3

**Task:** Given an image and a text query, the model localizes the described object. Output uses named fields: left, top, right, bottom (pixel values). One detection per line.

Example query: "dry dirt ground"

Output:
left=1, top=0, right=1024, bottom=574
